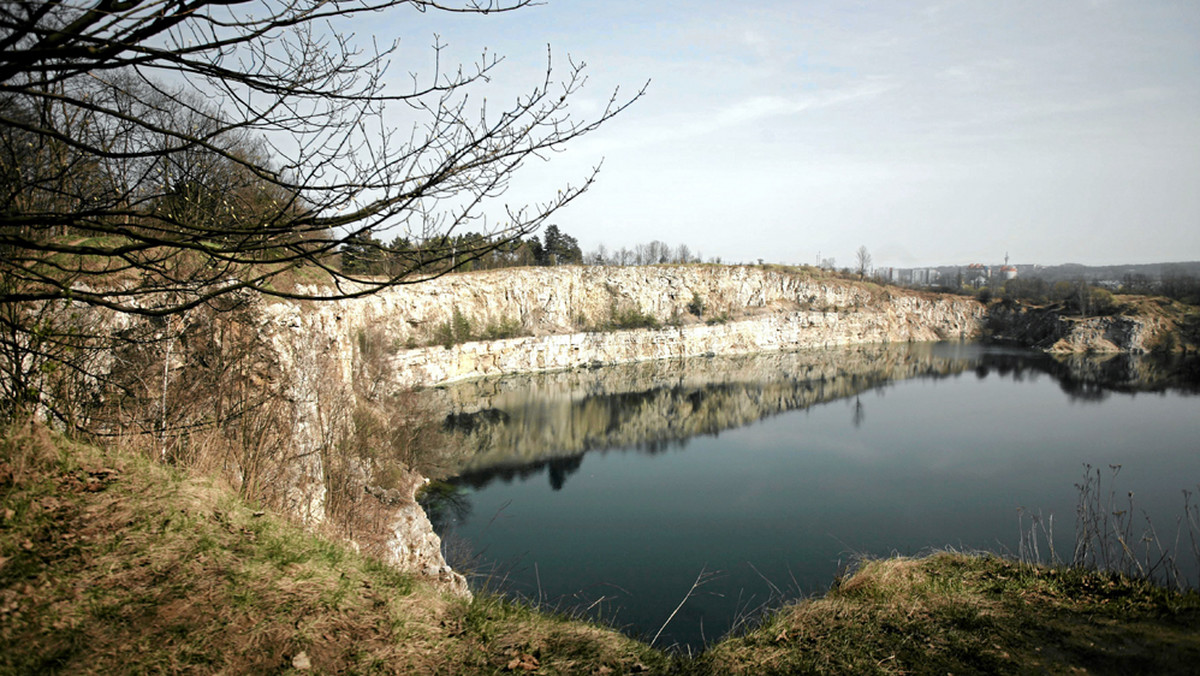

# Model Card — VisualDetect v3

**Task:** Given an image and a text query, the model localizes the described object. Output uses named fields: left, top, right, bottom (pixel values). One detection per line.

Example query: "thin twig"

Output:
left=535, top=562, right=542, bottom=607
left=652, top=566, right=710, bottom=647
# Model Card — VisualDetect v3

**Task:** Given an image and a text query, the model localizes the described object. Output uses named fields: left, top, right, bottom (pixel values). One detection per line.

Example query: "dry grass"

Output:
left=0, top=422, right=669, bottom=674
left=697, top=551, right=1200, bottom=675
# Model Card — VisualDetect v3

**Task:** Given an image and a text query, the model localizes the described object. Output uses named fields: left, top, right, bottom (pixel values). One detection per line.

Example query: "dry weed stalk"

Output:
left=1021, top=462, right=1199, bottom=590
left=652, top=566, right=721, bottom=647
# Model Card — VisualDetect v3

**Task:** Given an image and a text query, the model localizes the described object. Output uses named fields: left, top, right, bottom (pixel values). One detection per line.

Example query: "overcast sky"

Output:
left=372, top=0, right=1200, bottom=269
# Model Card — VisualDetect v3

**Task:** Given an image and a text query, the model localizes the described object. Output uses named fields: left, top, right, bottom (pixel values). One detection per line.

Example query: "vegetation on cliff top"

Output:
left=4, top=422, right=1199, bottom=674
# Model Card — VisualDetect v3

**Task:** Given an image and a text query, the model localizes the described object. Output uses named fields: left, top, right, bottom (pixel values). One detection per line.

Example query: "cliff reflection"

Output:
left=1044, top=351, right=1200, bottom=401
left=430, top=343, right=962, bottom=486
left=424, top=344, right=1199, bottom=491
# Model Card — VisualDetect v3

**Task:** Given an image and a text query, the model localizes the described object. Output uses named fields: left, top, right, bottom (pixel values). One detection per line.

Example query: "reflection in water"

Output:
left=421, top=343, right=1199, bottom=651
left=434, top=343, right=970, bottom=482
left=852, top=396, right=866, bottom=428
left=419, top=481, right=472, bottom=533
left=429, top=343, right=1197, bottom=490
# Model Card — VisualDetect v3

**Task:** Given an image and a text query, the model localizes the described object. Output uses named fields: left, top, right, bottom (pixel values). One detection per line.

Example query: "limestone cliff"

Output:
left=263, top=265, right=985, bottom=389
left=257, top=265, right=985, bottom=589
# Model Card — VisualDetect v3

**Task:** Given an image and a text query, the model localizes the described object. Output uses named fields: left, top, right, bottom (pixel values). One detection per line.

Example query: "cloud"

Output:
left=740, top=28, right=772, bottom=60
left=725, top=81, right=896, bottom=126
left=578, top=78, right=899, bottom=156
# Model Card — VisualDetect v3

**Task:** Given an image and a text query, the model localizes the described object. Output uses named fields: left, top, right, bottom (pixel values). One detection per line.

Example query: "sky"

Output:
left=366, top=0, right=1200, bottom=269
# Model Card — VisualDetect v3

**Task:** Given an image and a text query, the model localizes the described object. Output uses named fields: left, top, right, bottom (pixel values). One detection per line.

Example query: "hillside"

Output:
left=4, top=424, right=1199, bottom=674
left=0, top=423, right=668, bottom=674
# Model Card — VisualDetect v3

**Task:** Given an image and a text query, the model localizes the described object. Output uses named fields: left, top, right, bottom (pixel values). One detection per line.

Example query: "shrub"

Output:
left=482, top=316, right=523, bottom=340
left=611, top=306, right=660, bottom=330
left=433, top=307, right=474, bottom=347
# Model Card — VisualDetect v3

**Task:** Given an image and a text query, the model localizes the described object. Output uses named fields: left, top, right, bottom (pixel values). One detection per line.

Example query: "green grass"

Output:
left=697, top=552, right=1200, bottom=675
left=0, top=423, right=668, bottom=674
left=3, top=424, right=1198, bottom=673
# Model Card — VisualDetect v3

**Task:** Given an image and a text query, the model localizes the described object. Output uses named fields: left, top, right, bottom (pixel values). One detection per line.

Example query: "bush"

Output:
left=433, top=307, right=474, bottom=347
left=482, top=316, right=523, bottom=340
left=611, top=306, right=660, bottom=330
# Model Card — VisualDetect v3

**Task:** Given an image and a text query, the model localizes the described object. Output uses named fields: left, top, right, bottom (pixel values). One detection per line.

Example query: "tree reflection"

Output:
left=418, top=481, right=472, bottom=532
left=453, top=453, right=588, bottom=494
left=548, top=456, right=584, bottom=491
left=431, top=344, right=1200, bottom=482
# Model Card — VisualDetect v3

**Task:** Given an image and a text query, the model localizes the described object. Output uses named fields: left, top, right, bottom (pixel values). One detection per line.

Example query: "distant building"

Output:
left=966, top=263, right=990, bottom=288
left=1000, top=265, right=1018, bottom=280
left=883, top=267, right=942, bottom=287
left=914, top=268, right=940, bottom=286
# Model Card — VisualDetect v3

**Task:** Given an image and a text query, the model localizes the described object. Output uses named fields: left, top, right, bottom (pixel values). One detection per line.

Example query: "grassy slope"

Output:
left=2, top=424, right=1198, bottom=674
left=0, top=424, right=668, bottom=675
left=699, top=553, right=1200, bottom=675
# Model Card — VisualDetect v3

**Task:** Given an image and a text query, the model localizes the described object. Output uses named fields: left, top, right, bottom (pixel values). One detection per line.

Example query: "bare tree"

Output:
left=856, top=246, right=872, bottom=279
left=587, top=243, right=609, bottom=266
left=0, top=0, right=642, bottom=318
left=0, top=0, right=643, bottom=420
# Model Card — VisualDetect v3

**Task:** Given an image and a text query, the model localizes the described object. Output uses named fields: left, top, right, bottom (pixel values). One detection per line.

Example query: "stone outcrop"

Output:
left=386, top=304, right=982, bottom=387
left=985, top=303, right=1170, bottom=354
left=383, top=487, right=471, bottom=596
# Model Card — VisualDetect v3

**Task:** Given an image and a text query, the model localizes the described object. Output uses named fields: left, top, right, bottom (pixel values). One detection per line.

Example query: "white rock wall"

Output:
left=265, top=265, right=985, bottom=389
left=257, top=265, right=985, bottom=590
left=279, top=265, right=972, bottom=346
left=387, top=303, right=984, bottom=387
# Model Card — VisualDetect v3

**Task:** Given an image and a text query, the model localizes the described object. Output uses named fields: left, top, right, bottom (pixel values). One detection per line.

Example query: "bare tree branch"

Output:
left=1, top=0, right=644, bottom=317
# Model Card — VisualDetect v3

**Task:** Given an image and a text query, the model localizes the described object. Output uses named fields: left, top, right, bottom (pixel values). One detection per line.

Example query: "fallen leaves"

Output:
left=506, top=653, right=540, bottom=671
left=0, top=590, right=19, bottom=616
left=57, top=466, right=120, bottom=494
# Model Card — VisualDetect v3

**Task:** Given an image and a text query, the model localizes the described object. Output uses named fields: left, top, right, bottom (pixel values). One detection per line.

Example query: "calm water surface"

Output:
left=424, top=343, right=1200, bottom=650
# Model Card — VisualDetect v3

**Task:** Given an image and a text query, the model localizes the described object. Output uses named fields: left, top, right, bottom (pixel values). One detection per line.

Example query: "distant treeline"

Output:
left=1111, top=270, right=1200, bottom=306
left=976, top=270, right=1200, bottom=310
left=984, top=278, right=1122, bottom=316
left=341, top=228, right=1200, bottom=309
left=340, top=225, right=584, bottom=275
left=341, top=226, right=712, bottom=275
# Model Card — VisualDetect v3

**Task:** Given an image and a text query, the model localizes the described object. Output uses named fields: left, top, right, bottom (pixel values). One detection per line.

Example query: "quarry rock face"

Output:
left=385, top=494, right=471, bottom=596
left=1044, top=315, right=1157, bottom=354
left=267, top=266, right=987, bottom=389
left=259, top=265, right=988, bottom=592
left=985, top=303, right=1164, bottom=354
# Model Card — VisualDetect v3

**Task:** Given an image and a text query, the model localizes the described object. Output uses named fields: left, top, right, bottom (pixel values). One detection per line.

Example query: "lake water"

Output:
left=423, top=343, right=1200, bottom=650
